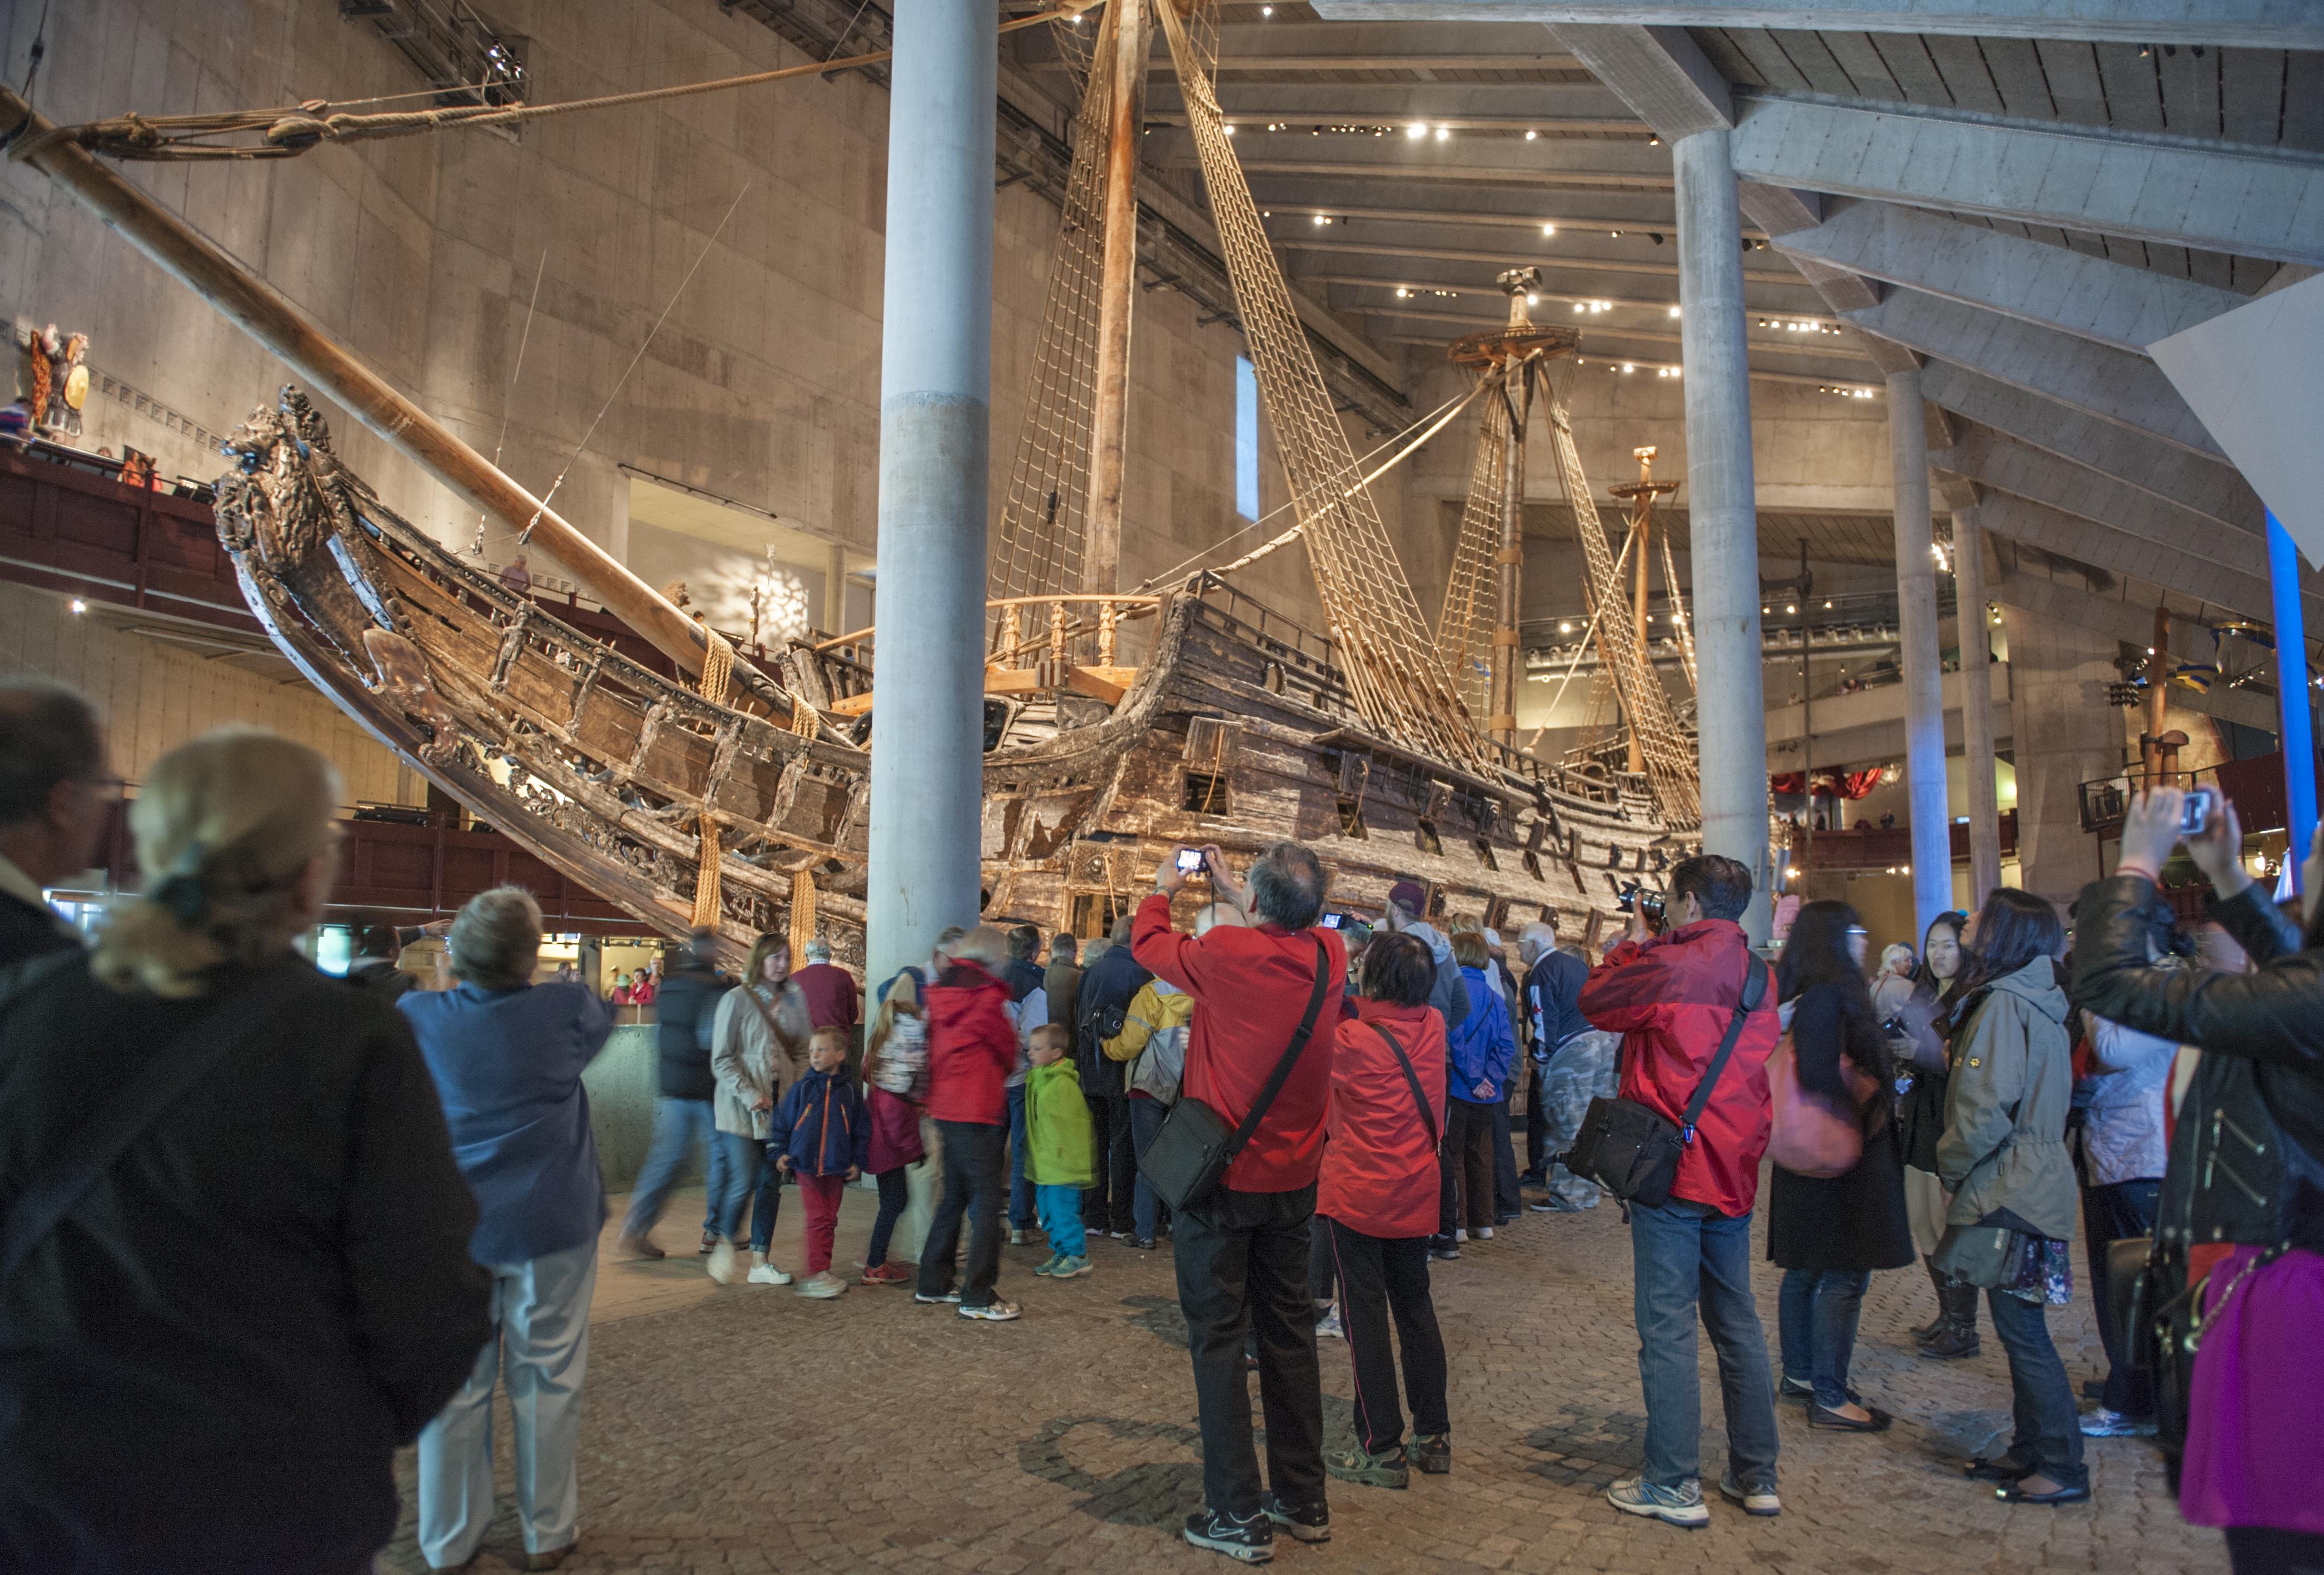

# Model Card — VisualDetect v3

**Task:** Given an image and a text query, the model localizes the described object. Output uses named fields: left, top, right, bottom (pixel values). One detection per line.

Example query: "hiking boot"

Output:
left=1325, top=1443, right=1408, bottom=1490
left=1606, top=1475, right=1709, bottom=1528
left=1260, top=1495, right=1329, bottom=1543
left=1406, top=1432, right=1451, bottom=1475
left=1183, top=1508, right=1272, bottom=1563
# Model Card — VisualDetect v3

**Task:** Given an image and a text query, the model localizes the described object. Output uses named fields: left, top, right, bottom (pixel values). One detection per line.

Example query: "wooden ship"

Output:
left=6, top=2, right=1701, bottom=965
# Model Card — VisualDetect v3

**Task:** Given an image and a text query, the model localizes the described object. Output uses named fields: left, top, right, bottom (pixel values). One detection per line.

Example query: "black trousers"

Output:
left=1438, top=1099, right=1495, bottom=1235
left=2081, top=1177, right=2161, bottom=1418
left=1522, top=1054, right=1551, bottom=1177
left=1491, top=1092, right=1521, bottom=1217
left=918, top=1119, right=1006, bottom=1309
left=1173, top=1183, right=1327, bottom=1517
left=1081, top=1093, right=1137, bottom=1234
left=1322, top=1217, right=1449, bottom=1454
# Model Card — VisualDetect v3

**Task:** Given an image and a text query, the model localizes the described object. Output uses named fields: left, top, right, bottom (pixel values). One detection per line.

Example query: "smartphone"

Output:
left=2179, top=787, right=2216, bottom=837
left=1175, top=848, right=1205, bottom=874
left=1319, top=912, right=1344, bottom=930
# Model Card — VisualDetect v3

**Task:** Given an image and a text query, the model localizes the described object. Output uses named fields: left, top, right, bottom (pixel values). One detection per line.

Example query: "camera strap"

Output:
left=1677, top=953, right=1770, bottom=1142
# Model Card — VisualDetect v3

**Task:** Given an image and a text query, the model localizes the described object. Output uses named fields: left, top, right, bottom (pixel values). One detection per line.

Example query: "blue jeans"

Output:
left=1037, top=1183, right=1087, bottom=1257
left=620, top=1097, right=714, bottom=1240
left=749, top=1145, right=784, bottom=1254
left=1007, top=1083, right=1036, bottom=1227
left=1777, top=1268, right=1870, bottom=1409
left=1628, top=1197, right=1780, bottom=1489
left=703, top=1130, right=728, bottom=1236
left=1987, top=1289, right=2088, bottom=1489
left=1130, top=1095, right=1170, bottom=1241
left=713, top=1131, right=764, bottom=1242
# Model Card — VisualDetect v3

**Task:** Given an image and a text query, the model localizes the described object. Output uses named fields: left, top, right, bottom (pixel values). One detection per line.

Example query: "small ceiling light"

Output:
left=1824, top=600, right=1833, bottom=609
left=1541, top=222, right=1556, bottom=237
left=1621, top=363, right=1635, bottom=374
left=1395, top=286, right=1411, bottom=298
left=1667, top=305, right=1680, bottom=318
left=1610, top=229, right=1622, bottom=238
left=1786, top=605, right=1797, bottom=615
left=1312, top=213, right=1329, bottom=225
left=69, top=598, right=86, bottom=614
left=1560, top=621, right=1573, bottom=635
left=1524, top=129, right=1538, bottom=141
left=1648, top=135, right=1661, bottom=146
left=1572, top=302, right=1585, bottom=314
left=1223, top=123, right=1236, bottom=136
left=1526, top=292, right=1538, bottom=304
left=1434, top=125, right=1451, bottom=141
left=1407, top=123, right=1428, bottom=140
left=1260, top=2, right=1273, bottom=12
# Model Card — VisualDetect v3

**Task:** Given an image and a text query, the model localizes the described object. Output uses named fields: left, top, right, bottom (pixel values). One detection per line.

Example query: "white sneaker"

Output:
left=706, top=1241, right=740, bottom=1285
left=1009, top=1229, right=1026, bottom=1247
left=1315, top=1306, right=1344, bottom=1340
left=746, top=1261, right=793, bottom=1286
left=796, top=1270, right=846, bottom=1299
left=1477, top=1226, right=1494, bottom=1240
left=1454, top=1228, right=1469, bottom=1242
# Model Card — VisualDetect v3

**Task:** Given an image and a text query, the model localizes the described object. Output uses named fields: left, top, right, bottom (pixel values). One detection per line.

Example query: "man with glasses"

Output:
left=0, top=680, right=116, bottom=964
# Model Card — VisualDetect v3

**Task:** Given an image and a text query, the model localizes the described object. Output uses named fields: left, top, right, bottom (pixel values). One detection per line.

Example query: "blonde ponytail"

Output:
left=91, top=729, right=342, bottom=998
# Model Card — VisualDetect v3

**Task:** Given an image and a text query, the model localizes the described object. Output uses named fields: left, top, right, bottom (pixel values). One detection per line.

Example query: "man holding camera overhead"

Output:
left=1577, top=855, right=1785, bottom=1527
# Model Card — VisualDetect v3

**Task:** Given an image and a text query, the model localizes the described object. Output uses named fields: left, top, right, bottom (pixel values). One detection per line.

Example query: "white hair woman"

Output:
left=0, top=727, right=489, bottom=1572
left=399, top=884, right=614, bottom=1571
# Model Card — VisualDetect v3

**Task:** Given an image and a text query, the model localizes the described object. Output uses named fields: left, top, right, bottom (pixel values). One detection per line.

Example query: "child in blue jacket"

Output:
left=769, top=1028, right=870, bottom=1299
left=1438, top=934, right=1517, bottom=1252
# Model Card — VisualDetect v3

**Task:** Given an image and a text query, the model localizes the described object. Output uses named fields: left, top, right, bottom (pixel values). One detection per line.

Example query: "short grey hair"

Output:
left=1050, top=934, right=1079, bottom=964
left=1247, top=840, right=1329, bottom=932
left=804, top=938, right=833, bottom=963
left=1518, top=920, right=1557, bottom=960
left=447, top=885, right=543, bottom=990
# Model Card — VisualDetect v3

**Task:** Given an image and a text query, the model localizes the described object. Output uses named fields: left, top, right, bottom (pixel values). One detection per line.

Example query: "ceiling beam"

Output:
left=1729, top=92, right=2324, bottom=267
left=1919, top=361, right=2261, bottom=533
left=1148, top=80, right=1641, bottom=131
left=1344, top=302, right=1871, bottom=370
left=1771, top=200, right=2249, bottom=355
left=1840, top=288, right=2224, bottom=458
left=1294, top=265, right=1814, bottom=317
left=1964, top=492, right=2275, bottom=620
left=1149, top=127, right=1676, bottom=189
left=1547, top=23, right=1731, bottom=141
left=1312, top=1, right=2324, bottom=49
left=1268, top=233, right=1799, bottom=284
left=1015, top=22, right=1582, bottom=75
left=1246, top=192, right=1759, bottom=237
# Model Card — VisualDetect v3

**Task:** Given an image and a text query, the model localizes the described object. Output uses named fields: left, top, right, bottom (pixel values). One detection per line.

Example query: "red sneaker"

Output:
left=860, top=1262, right=912, bottom=1286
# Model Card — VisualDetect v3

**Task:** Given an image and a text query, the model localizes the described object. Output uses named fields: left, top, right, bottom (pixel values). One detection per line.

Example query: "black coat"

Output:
left=0, top=889, right=77, bottom=968
left=2072, top=875, right=2324, bottom=1247
left=1767, top=982, right=1915, bottom=1273
left=0, top=953, right=491, bottom=1568
left=1074, top=944, right=1152, bottom=1099
left=654, top=964, right=729, bottom=1101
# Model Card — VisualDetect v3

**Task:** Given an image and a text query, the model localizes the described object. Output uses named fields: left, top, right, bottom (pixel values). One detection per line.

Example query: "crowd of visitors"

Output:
left=1, top=677, right=2317, bottom=1574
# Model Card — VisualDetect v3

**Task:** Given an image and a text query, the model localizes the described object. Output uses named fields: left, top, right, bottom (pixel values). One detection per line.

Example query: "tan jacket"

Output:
left=711, top=980, right=813, bottom=1138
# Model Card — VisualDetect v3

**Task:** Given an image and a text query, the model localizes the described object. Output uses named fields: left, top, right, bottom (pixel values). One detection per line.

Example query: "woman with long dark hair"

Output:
left=1938, top=888, right=2085, bottom=1504
left=1767, top=901, right=1914, bottom=1430
left=1893, top=911, right=1979, bottom=1355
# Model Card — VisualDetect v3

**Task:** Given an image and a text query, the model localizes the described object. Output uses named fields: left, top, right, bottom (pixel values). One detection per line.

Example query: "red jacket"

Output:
left=1133, top=891, right=1343, bottom=1193
left=791, top=962, right=860, bottom=1029
left=1578, top=919, right=1778, bottom=1217
left=923, top=960, right=1016, bottom=1126
left=1318, top=1001, right=1447, bottom=1240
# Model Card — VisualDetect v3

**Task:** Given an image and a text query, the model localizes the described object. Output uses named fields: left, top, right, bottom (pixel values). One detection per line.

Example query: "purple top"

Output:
left=2180, top=1244, right=2324, bottom=1533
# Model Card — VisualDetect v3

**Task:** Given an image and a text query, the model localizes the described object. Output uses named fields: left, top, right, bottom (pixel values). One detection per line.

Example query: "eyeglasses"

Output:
left=1846, top=926, right=1869, bottom=937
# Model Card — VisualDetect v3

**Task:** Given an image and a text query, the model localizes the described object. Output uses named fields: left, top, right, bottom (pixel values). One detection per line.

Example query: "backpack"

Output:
left=871, top=1013, right=928, bottom=1100
left=1128, top=1018, right=1188, bottom=1106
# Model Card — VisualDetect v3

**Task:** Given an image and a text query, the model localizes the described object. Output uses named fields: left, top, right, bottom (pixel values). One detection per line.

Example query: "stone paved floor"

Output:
left=380, top=1180, right=2224, bottom=1574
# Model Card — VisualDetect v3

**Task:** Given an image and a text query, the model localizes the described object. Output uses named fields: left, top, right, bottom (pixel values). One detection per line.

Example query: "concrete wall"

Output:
left=2004, top=607, right=2123, bottom=908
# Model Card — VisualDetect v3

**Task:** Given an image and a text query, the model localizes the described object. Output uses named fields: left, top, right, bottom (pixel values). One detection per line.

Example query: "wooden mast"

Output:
left=1082, top=0, right=1149, bottom=594
left=1610, top=446, right=1678, bottom=777
left=0, top=83, right=790, bottom=714
left=1484, top=270, right=1536, bottom=749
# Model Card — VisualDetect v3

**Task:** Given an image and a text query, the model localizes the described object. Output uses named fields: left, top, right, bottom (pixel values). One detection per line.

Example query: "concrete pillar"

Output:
left=1951, top=506, right=2003, bottom=909
left=867, top=1, right=993, bottom=991
left=823, top=541, right=848, bottom=636
left=1672, top=127, right=1770, bottom=938
left=2003, top=607, right=2119, bottom=911
left=1888, top=367, right=1951, bottom=933
left=2270, top=511, right=2318, bottom=886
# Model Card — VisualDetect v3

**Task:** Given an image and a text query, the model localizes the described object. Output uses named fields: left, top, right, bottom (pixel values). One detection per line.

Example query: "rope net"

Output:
left=1155, top=0, right=1484, bottom=770
left=1434, top=368, right=1507, bottom=720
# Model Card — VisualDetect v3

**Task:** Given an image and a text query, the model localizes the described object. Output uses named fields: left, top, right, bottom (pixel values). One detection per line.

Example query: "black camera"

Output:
left=1616, top=881, right=1665, bottom=925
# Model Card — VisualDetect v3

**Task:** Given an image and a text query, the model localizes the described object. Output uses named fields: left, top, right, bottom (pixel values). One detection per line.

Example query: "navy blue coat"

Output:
left=767, top=1066, right=871, bottom=1177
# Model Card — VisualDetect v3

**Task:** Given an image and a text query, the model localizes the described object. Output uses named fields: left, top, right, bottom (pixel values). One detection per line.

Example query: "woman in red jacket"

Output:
left=1317, top=932, right=1453, bottom=1491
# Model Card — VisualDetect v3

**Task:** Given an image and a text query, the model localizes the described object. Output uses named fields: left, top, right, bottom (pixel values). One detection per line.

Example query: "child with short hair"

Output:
left=1024, top=1022, right=1095, bottom=1279
left=768, top=1026, right=870, bottom=1299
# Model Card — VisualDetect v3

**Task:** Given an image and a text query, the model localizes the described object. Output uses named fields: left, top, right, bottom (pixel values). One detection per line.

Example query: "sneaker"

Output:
left=2079, top=1408, right=2158, bottom=1438
left=1454, top=1227, right=1469, bottom=1242
left=525, top=1546, right=575, bottom=1572
left=1260, top=1495, right=1329, bottom=1544
left=1718, top=1473, right=1781, bottom=1517
left=796, top=1270, right=846, bottom=1299
left=1429, top=1238, right=1461, bottom=1262
left=1111, top=1229, right=1133, bottom=1240
left=745, top=1261, right=793, bottom=1287
left=614, top=1231, right=663, bottom=1260
left=1182, top=1508, right=1273, bottom=1563
left=1051, top=1255, right=1093, bottom=1279
left=1476, top=1226, right=1494, bottom=1240
left=1314, top=1306, right=1344, bottom=1340
left=913, top=1289, right=962, bottom=1305
left=959, top=1299, right=1022, bottom=1322
left=697, top=1230, right=718, bottom=1254
left=1010, top=1229, right=1027, bottom=1247
left=860, top=1262, right=910, bottom=1285
left=1406, top=1432, right=1451, bottom=1475
left=706, top=1241, right=741, bottom=1285
left=1133, top=1237, right=1158, bottom=1251
left=1031, top=1254, right=1063, bottom=1277
left=1606, top=1474, right=1710, bottom=1528
left=1325, top=1442, right=1408, bottom=1489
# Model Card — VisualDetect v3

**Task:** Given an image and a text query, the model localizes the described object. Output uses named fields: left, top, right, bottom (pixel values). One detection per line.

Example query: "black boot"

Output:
left=1908, top=1256, right=1948, bottom=1343
left=1918, top=1280, right=1982, bottom=1360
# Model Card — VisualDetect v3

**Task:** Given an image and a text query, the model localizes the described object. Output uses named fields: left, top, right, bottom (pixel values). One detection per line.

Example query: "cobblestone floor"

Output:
left=381, top=1178, right=2224, bottom=1574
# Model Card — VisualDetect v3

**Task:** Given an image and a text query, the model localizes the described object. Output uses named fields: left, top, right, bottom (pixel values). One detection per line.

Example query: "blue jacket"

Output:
left=401, top=979, right=612, bottom=1263
left=767, top=1066, right=870, bottom=1177
left=1446, top=964, right=1518, bottom=1106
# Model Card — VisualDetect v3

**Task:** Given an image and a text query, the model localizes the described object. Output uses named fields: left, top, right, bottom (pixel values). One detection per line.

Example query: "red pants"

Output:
left=796, top=1171, right=847, bottom=1275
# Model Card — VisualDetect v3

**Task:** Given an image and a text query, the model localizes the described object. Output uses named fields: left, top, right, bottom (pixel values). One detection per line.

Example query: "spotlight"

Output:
left=1312, top=213, right=1329, bottom=225
left=1610, top=229, right=1622, bottom=238
left=1395, top=286, right=1410, bottom=298
left=1541, top=222, right=1556, bottom=236
left=1559, top=622, right=1573, bottom=635
left=1648, top=135, right=1661, bottom=146
left=1260, top=2, right=1272, bottom=12
left=1434, top=125, right=1451, bottom=141
left=1407, top=123, right=1428, bottom=140
left=69, top=598, right=86, bottom=614
left=1524, top=129, right=1538, bottom=141
left=1223, top=124, right=1235, bottom=136
left=1526, top=292, right=1538, bottom=304
left=1667, top=305, right=1680, bottom=318
left=1621, top=363, right=1634, bottom=374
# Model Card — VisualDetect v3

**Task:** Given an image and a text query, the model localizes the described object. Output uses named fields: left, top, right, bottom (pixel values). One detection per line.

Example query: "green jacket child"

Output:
left=1025, top=1055, right=1096, bottom=1187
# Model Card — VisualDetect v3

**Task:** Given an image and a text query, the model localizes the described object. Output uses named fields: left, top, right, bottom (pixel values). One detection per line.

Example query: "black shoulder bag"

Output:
left=1138, top=937, right=1330, bottom=1214
left=1, top=960, right=308, bottom=1280
left=1563, top=953, right=1769, bottom=1210
left=1368, top=1020, right=1440, bottom=1153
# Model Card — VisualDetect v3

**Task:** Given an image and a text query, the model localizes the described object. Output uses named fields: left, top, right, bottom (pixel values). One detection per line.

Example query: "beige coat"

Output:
left=1936, top=957, right=2078, bottom=1241
left=711, top=980, right=813, bottom=1138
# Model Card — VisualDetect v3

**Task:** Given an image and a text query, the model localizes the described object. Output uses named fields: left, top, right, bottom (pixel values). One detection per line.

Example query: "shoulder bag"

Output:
left=1138, top=937, right=1330, bottom=1214
left=1766, top=1009, right=1881, bottom=1180
left=1368, top=1020, right=1440, bottom=1153
left=1563, top=953, right=1769, bottom=1209
left=1, top=960, right=309, bottom=1280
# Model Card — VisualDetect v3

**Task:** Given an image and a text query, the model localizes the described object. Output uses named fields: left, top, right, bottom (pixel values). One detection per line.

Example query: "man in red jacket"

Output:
left=1578, top=854, right=1782, bottom=1527
left=1135, top=840, right=1343, bottom=1563
left=913, top=925, right=1025, bottom=1322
